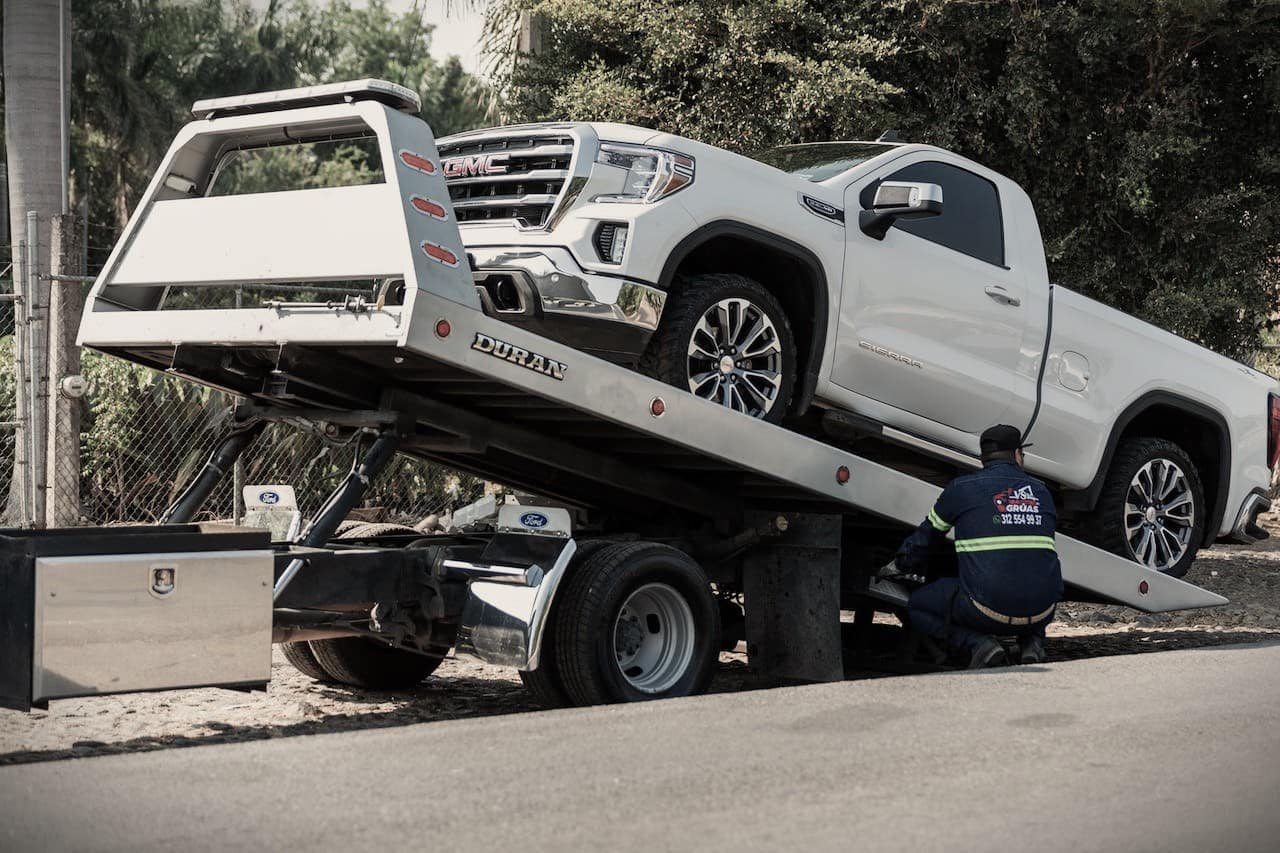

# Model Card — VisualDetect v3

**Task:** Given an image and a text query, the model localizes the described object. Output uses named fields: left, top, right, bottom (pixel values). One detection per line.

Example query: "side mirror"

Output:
left=858, top=181, right=944, bottom=240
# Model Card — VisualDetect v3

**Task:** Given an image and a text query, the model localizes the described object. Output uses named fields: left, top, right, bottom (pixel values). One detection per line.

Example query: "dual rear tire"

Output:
left=281, top=638, right=444, bottom=689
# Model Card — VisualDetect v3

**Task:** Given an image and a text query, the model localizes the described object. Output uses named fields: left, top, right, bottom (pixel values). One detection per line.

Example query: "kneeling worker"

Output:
left=895, top=424, right=1063, bottom=668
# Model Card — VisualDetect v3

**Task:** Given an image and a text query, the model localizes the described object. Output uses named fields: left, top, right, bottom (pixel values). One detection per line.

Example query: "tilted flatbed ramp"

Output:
left=78, top=87, right=1223, bottom=615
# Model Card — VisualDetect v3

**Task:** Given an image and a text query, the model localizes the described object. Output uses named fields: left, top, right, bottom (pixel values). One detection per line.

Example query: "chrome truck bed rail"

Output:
left=77, top=85, right=1225, bottom=615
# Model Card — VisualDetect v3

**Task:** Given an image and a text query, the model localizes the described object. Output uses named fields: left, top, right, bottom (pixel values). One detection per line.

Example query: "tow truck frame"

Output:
left=0, top=80, right=1227, bottom=712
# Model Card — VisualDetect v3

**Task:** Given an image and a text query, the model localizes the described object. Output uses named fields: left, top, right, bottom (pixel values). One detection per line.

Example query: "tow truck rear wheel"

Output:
left=641, top=273, right=796, bottom=423
left=281, top=640, right=333, bottom=682
left=518, top=539, right=611, bottom=708
left=552, top=542, right=720, bottom=706
left=308, top=638, right=444, bottom=689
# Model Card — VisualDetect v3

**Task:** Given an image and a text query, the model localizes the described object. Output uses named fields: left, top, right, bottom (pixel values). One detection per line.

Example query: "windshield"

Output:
left=751, top=143, right=897, bottom=182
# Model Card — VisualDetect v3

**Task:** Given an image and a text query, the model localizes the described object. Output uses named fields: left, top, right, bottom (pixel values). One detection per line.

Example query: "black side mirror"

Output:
left=859, top=181, right=944, bottom=240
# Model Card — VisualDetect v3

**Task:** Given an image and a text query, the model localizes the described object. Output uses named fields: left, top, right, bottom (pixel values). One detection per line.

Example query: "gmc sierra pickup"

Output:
left=437, top=122, right=1279, bottom=576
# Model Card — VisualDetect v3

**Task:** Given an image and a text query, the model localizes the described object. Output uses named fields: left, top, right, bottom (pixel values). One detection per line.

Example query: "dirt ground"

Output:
left=3, top=516, right=1278, bottom=766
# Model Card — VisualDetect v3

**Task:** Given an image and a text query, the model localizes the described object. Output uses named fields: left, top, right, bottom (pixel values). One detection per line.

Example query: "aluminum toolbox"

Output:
left=0, top=525, right=273, bottom=711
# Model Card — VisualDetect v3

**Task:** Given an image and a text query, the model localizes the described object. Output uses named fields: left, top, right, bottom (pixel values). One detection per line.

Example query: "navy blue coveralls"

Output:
left=898, top=459, right=1064, bottom=655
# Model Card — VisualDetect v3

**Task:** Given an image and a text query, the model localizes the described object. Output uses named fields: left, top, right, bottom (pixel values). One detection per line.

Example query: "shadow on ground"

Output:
left=2, top=628, right=1274, bottom=767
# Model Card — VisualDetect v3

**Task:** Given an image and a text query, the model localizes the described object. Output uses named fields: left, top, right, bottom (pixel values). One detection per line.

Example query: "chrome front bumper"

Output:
left=468, top=246, right=666, bottom=362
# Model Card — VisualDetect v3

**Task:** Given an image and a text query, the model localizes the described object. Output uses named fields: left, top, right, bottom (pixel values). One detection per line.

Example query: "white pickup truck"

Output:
left=438, top=122, right=1279, bottom=576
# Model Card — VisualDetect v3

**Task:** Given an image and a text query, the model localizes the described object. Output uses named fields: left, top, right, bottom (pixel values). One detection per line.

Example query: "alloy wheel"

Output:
left=1124, top=458, right=1195, bottom=572
left=686, top=297, right=784, bottom=418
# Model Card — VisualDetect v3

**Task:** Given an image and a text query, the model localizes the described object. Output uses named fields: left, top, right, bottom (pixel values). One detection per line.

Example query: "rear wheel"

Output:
left=281, top=640, right=332, bottom=682
left=1086, top=437, right=1205, bottom=578
left=641, top=273, right=796, bottom=423
left=518, top=539, right=611, bottom=708
left=553, top=542, right=720, bottom=705
left=308, top=638, right=444, bottom=689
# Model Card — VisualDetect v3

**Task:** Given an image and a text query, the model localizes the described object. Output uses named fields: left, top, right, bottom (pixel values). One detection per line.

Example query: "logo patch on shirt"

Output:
left=992, top=485, right=1042, bottom=526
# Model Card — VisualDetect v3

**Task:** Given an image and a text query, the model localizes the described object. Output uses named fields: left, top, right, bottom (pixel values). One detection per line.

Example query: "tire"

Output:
left=518, top=539, right=612, bottom=709
left=553, top=542, right=720, bottom=706
left=640, top=273, right=797, bottom=424
left=308, top=637, right=444, bottom=689
left=1085, top=437, right=1206, bottom=578
left=333, top=519, right=366, bottom=538
left=336, top=522, right=420, bottom=541
left=281, top=640, right=333, bottom=683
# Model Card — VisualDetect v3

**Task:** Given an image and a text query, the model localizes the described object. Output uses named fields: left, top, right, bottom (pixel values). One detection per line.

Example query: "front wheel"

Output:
left=1086, top=437, right=1205, bottom=577
left=640, top=273, right=796, bottom=423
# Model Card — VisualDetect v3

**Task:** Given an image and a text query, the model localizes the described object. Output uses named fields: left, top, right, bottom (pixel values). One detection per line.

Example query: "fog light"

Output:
left=594, top=222, right=629, bottom=264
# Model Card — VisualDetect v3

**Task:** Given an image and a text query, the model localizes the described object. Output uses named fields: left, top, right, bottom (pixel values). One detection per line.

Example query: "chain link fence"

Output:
left=0, top=241, right=17, bottom=514
left=77, top=356, right=487, bottom=526
left=2, top=215, right=491, bottom=531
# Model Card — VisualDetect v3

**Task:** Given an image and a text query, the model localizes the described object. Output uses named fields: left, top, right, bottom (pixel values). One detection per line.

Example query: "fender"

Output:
left=1076, top=391, right=1232, bottom=546
left=657, top=220, right=831, bottom=416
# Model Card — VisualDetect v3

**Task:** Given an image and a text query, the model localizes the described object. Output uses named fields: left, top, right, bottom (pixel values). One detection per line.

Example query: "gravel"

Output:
left=3, top=516, right=1277, bottom=766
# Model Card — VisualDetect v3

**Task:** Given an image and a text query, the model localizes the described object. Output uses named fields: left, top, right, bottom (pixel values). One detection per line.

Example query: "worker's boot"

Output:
left=1018, top=636, right=1046, bottom=665
left=967, top=636, right=1008, bottom=669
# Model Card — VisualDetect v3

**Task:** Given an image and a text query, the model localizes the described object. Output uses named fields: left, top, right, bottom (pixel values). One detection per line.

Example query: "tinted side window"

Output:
left=860, top=161, right=1004, bottom=266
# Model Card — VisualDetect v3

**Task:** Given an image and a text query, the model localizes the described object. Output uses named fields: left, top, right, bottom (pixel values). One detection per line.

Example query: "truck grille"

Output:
left=437, top=132, right=575, bottom=228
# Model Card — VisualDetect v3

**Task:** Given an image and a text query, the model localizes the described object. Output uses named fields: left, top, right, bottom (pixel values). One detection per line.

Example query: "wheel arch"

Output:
left=1076, top=391, right=1231, bottom=546
left=658, top=221, right=830, bottom=416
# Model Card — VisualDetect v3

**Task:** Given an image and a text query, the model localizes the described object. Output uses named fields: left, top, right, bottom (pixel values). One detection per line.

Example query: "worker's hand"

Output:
left=877, top=560, right=926, bottom=584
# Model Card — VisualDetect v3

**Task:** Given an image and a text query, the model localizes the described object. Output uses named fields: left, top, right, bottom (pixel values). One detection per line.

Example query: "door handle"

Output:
left=984, top=285, right=1021, bottom=307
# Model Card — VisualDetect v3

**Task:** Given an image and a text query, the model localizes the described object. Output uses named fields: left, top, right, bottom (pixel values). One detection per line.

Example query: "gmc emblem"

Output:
left=442, top=153, right=509, bottom=178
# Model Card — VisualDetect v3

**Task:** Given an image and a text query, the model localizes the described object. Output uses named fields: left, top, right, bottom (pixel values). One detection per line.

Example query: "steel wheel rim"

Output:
left=687, top=297, right=783, bottom=418
left=1124, top=458, right=1195, bottom=572
left=612, top=582, right=696, bottom=694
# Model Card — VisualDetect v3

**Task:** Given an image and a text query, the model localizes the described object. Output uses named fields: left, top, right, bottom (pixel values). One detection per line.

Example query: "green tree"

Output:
left=486, top=0, right=900, bottom=152
left=486, top=0, right=1280, bottom=359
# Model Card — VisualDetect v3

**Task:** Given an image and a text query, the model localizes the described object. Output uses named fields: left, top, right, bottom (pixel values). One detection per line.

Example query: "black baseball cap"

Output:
left=980, top=424, right=1032, bottom=454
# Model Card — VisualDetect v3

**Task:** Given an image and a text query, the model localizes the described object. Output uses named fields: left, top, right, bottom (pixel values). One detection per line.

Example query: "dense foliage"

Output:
left=487, top=0, right=1280, bottom=360
left=71, top=0, right=489, bottom=234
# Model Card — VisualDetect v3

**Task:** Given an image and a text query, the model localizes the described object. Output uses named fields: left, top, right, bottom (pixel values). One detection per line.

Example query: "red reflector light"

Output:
left=650, top=397, right=666, bottom=417
left=1268, top=393, right=1280, bottom=471
left=435, top=318, right=451, bottom=338
left=836, top=465, right=851, bottom=484
left=1139, top=580, right=1149, bottom=595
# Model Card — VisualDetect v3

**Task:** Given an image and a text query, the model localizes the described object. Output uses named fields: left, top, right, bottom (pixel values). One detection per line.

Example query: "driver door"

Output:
left=832, top=156, right=1030, bottom=437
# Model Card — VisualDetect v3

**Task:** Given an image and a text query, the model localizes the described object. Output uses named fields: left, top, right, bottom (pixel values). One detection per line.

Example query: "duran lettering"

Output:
left=471, top=332, right=567, bottom=381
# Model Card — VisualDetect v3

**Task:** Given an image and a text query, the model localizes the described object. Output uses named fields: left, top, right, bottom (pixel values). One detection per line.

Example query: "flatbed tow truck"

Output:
left=0, top=81, right=1226, bottom=712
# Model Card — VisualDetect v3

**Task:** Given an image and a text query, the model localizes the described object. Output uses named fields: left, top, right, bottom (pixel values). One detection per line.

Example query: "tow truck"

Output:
left=0, top=81, right=1227, bottom=712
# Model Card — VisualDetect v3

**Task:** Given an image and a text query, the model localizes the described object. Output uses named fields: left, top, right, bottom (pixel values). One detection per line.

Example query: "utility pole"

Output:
left=3, top=0, right=69, bottom=524
left=517, top=10, right=544, bottom=57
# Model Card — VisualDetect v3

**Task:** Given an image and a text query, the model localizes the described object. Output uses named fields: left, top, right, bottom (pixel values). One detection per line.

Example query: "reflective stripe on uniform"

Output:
left=927, top=509, right=952, bottom=532
left=954, top=535, right=1055, bottom=553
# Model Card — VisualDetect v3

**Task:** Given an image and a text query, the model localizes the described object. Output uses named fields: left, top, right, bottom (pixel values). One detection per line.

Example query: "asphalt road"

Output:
left=2, top=643, right=1278, bottom=853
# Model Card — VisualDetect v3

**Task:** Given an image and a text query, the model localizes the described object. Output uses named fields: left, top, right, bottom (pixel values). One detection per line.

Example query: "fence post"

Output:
left=45, top=213, right=84, bottom=526
left=9, top=236, right=32, bottom=526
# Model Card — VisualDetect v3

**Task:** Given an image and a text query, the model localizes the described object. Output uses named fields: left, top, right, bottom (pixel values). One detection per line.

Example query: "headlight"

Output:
left=593, top=143, right=695, bottom=203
